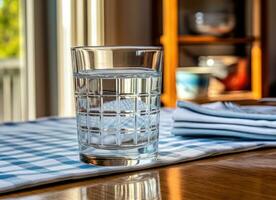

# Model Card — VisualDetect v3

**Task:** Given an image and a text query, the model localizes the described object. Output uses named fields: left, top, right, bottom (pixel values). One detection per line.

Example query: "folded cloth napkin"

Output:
left=172, top=101, right=276, bottom=140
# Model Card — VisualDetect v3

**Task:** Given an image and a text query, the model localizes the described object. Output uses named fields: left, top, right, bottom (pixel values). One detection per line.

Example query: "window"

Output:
left=0, top=0, right=27, bottom=121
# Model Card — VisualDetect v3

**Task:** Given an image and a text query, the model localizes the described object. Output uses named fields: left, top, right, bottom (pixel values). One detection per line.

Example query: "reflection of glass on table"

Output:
left=81, top=171, right=161, bottom=200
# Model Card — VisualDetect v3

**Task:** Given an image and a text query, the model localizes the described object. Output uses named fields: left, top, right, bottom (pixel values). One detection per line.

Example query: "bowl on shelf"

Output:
left=188, top=12, right=236, bottom=36
left=199, top=56, right=239, bottom=79
left=176, top=67, right=212, bottom=100
left=198, top=56, right=248, bottom=91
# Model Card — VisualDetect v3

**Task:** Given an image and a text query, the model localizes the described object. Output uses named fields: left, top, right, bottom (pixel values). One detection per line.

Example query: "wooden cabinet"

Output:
left=161, top=0, right=267, bottom=107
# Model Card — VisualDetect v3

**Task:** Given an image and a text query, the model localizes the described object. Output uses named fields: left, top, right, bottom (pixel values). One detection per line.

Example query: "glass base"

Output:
left=80, top=153, right=157, bottom=166
left=79, top=142, right=158, bottom=166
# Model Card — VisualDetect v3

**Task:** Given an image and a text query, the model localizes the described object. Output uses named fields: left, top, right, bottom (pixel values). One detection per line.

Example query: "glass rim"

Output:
left=71, top=45, right=163, bottom=51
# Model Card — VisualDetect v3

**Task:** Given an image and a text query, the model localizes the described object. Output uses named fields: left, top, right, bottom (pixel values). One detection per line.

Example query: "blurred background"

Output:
left=0, top=0, right=275, bottom=122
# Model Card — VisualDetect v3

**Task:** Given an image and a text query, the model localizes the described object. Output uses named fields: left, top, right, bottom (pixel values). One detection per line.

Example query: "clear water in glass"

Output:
left=74, top=68, right=161, bottom=166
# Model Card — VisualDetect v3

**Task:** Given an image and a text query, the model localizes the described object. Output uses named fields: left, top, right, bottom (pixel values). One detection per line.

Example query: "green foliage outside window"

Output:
left=0, top=0, right=20, bottom=59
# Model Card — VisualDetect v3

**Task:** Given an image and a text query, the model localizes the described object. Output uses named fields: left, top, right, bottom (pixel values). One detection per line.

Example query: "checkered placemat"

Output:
left=1, top=109, right=276, bottom=193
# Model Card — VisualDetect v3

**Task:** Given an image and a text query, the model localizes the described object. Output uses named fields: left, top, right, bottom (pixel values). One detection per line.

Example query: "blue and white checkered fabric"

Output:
left=1, top=109, right=276, bottom=193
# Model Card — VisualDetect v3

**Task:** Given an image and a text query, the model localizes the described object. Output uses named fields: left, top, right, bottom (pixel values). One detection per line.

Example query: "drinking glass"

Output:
left=71, top=46, right=163, bottom=166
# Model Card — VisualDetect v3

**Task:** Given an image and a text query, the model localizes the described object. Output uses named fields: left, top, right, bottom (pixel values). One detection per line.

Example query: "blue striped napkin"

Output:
left=172, top=101, right=276, bottom=140
left=1, top=109, right=276, bottom=193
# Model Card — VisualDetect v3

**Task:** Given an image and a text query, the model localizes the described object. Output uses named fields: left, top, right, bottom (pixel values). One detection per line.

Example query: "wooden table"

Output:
left=1, top=149, right=276, bottom=200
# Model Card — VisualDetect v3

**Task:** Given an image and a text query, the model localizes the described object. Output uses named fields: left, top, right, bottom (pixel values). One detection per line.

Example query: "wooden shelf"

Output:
left=160, top=35, right=257, bottom=45
left=178, top=35, right=257, bottom=45
left=161, top=0, right=265, bottom=107
left=177, top=91, right=258, bottom=104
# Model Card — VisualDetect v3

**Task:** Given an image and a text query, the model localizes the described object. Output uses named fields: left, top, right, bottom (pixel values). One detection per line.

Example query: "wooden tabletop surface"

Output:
left=1, top=149, right=276, bottom=200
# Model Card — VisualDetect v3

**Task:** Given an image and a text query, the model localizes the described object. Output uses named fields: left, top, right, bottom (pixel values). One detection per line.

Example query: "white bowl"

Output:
left=188, top=12, right=236, bottom=36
